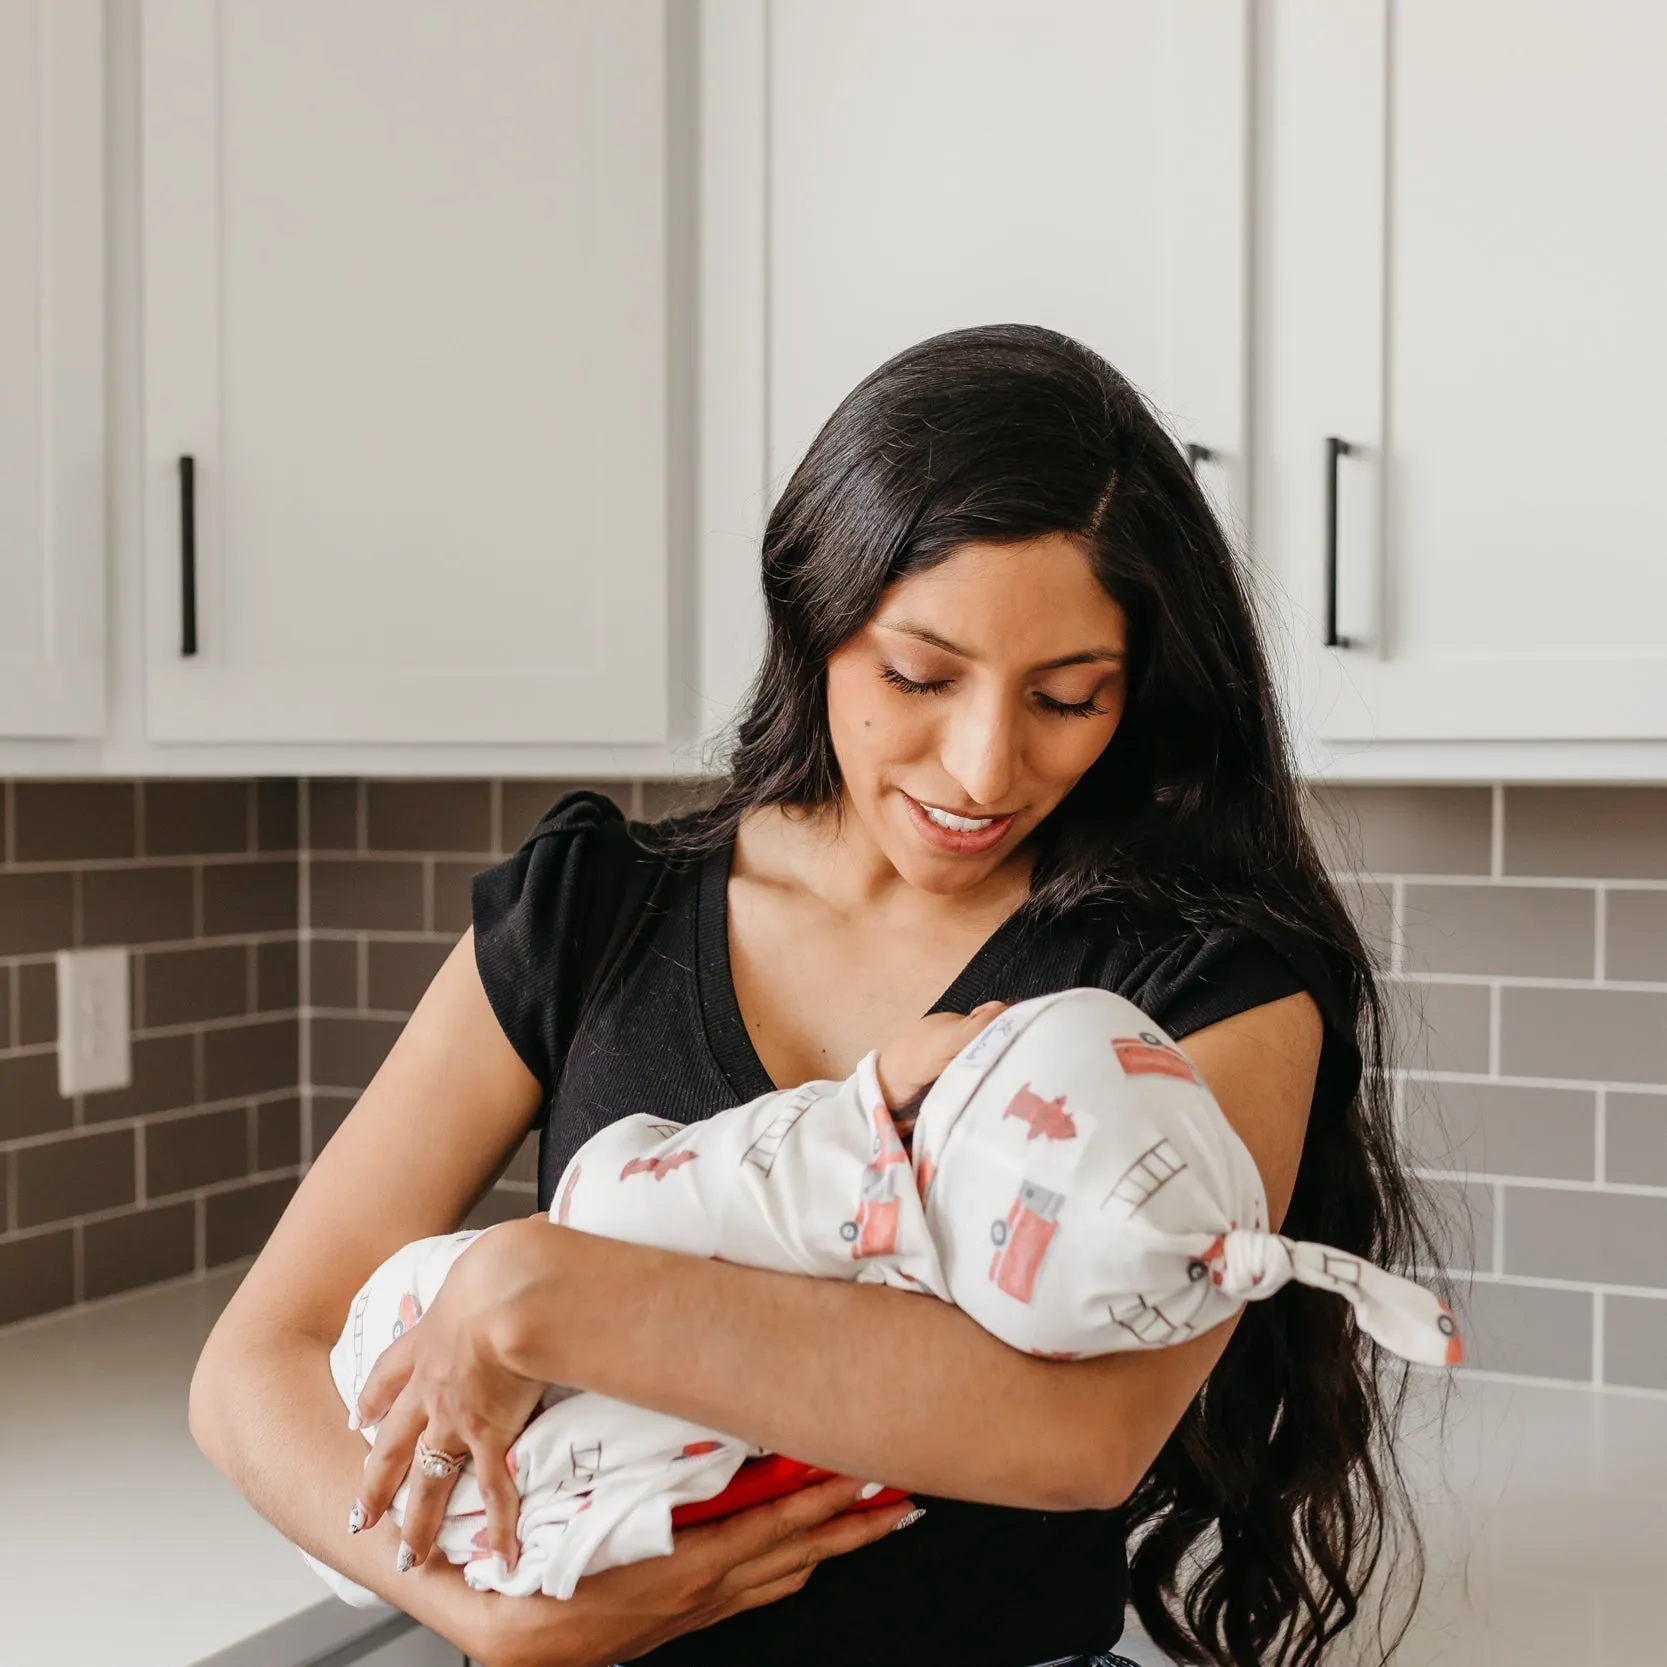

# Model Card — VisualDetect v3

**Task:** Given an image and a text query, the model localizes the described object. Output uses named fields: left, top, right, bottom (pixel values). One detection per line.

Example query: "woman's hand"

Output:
left=353, top=1215, right=562, bottom=1574
left=481, top=1473, right=920, bottom=1667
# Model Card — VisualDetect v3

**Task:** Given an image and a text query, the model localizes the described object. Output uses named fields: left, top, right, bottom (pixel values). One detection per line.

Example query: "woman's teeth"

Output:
left=921, top=803, right=996, bottom=832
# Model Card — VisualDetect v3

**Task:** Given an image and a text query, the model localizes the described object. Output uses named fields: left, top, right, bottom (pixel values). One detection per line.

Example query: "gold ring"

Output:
left=415, top=1436, right=468, bottom=1481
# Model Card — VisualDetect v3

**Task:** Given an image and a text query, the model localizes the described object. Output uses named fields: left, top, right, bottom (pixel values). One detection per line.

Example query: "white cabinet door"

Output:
left=140, top=0, right=667, bottom=745
left=765, top=0, right=1251, bottom=540
left=1263, top=0, right=1667, bottom=745
left=0, top=0, right=103, bottom=738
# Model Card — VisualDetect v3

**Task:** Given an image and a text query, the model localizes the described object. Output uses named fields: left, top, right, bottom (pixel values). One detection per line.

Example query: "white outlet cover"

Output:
left=55, top=947, right=133, bottom=1098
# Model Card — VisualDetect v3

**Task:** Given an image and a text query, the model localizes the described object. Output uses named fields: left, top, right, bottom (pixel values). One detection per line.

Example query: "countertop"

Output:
left=3, top=1273, right=1663, bottom=1666
left=0, top=1270, right=419, bottom=1667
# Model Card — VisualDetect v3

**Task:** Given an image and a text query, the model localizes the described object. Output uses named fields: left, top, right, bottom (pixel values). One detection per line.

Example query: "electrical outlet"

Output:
left=55, top=947, right=133, bottom=1097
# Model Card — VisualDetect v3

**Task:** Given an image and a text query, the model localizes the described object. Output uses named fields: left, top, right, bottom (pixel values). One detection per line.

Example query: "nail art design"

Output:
left=892, top=1507, right=927, bottom=1531
left=347, top=1501, right=366, bottom=1535
left=396, top=1541, right=417, bottom=1574
left=858, top=1481, right=885, bottom=1499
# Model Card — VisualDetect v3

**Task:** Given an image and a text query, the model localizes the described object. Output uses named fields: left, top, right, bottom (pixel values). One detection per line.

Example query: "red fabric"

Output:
left=669, top=1454, right=909, bottom=1527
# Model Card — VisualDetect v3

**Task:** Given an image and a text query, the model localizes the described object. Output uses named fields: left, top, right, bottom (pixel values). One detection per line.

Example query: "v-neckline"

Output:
left=694, top=834, right=1033, bottom=1101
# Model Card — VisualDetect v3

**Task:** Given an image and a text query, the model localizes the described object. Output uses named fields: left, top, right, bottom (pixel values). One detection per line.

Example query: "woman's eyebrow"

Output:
left=879, top=621, right=1126, bottom=670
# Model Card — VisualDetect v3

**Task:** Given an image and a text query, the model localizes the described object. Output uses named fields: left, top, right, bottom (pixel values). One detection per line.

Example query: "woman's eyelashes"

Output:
left=878, top=662, right=1108, bottom=719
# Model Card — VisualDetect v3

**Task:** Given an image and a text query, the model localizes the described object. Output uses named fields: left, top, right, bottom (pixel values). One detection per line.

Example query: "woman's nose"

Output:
left=938, top=696, right=1017, bottom=810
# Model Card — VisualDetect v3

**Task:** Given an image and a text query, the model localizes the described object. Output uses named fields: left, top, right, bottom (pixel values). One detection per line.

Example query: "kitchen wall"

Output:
left=5, top=777, right=1664, bottom=1396
left=0, top=779, right=301, bottom=1326
left=1313, top=784, right=1667, bottom=1393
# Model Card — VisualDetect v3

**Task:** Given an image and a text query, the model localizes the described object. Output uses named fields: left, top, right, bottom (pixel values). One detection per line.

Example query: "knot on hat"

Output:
left=1205, top=1228, right=1295, bottom=1301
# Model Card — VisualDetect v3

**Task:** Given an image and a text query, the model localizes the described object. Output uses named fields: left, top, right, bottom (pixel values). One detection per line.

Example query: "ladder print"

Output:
left=1103, top=1138, right=1187, bottom=1216
left=570, top=1441, right=602, bottom=1486
left=349, top=1286, right=371, bottom=1398
left=1108, top=1292, right=1197, bottom=1347
left=741, top=1086, right=820, bottom=1176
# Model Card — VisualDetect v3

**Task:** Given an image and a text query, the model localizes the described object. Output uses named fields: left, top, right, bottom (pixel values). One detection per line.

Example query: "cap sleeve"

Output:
left=1104, top=919, right=1363, bottom=1112
left=471, top=789, right=631, bottom=1095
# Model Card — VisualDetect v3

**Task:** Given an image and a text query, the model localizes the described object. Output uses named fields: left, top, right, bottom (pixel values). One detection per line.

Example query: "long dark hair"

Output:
left=654, top=324, right=1446, bottom=1666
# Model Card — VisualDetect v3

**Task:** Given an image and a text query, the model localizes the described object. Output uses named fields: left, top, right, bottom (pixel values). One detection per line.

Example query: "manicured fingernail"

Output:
left=892, top=1507, right=927, bottom=1531
left=859, top=1482, right=884, bottom=1499
left=396, top=1542, right=417, bottom=1574
left=347, top=1409, right=361, bottom=1431
left=347, top=1501, right=366, bottom=1534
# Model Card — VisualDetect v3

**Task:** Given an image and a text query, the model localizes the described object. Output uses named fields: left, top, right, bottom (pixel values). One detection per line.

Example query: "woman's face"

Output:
left=825, top=532, right=1129, bottom=895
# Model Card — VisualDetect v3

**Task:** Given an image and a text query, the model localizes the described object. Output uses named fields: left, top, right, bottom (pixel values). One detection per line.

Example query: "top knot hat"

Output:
left=910, top=987, right=1462, bottom=1369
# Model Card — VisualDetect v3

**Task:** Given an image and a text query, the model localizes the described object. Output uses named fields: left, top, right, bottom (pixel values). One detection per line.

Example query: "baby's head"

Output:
left=875, top=1001, right=1009, bottom=1119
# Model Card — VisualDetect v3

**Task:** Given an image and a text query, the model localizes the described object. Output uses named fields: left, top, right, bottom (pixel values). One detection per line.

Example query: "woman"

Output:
left=190, top=325, right=1441, bottom=1667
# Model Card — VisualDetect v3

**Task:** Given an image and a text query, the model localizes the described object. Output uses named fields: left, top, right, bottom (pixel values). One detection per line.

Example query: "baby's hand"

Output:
left=875, top=1001, right=1008, bottom=1118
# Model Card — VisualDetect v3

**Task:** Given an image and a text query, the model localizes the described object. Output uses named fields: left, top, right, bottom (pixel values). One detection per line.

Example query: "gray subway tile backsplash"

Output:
left=1405, top=1080, right=1597, bottom=1182
left=1401, top=883, right=1596, bottom=979
left=4, top=775, right=1666, bottom=1402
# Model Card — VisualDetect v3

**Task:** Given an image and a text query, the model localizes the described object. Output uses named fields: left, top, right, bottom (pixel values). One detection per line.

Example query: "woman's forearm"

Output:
left=188, top=1317, right=589, bottom=1664
left=498, top=1225, right=1120, bottom=1512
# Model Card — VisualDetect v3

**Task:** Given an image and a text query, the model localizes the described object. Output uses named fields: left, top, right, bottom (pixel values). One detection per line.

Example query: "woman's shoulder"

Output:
left=1047, top=899, right=1362, bottom=1099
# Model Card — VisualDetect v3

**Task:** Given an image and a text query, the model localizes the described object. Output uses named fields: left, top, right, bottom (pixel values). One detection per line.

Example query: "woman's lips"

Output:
left=901, top=792, right=1016, bottom=856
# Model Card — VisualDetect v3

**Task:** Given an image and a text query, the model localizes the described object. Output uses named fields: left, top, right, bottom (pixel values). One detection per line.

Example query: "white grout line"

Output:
left=1389, top=876, right=1405, bottom=974
left=1387, top=969, right=1667, bottom=993
left=1491, top=1180, right=1506, bottom=1274
left=1595, top=1087, right=1608, bottom=1184
left=1451, top=1367, right=1667, bottom=1403
left=1594, top=883, right=1607, bottom=982
left=1332, top=870, right=1667, bottom=891
left=1411, top=1168, right=1667, bottom=1199
left=1487, top=983, right=1502, bottom=1077
left=1593, top=1291, right=1606, bottom=1388
left=1443, top=1270, right=1667, bottom=1301
left=134, top=1122, right=145, bottom=1207
left=1490, top=783, right=1505, bottom=877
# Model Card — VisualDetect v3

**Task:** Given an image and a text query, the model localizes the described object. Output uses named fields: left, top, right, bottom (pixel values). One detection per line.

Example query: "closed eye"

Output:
left=881, top=663, right=1107, bottom=718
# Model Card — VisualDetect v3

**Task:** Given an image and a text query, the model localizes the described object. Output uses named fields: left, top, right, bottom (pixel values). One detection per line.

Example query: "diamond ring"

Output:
left=415, top=1436, right=468, bottom=1481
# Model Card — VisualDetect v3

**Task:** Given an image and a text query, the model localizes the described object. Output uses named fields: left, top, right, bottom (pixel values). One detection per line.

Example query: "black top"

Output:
left=472, top=792, right=1361, bottom=1667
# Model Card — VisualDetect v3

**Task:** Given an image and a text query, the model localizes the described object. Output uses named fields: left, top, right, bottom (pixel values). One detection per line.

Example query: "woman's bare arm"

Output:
left=188, top=932, right=555, bottom=1648
left=481, top=991, right=1323, bottom=1515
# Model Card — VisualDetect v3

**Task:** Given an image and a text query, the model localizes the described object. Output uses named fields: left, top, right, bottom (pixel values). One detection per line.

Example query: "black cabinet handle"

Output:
left=1324, top=436, right=1354, bottom=649
left=179, top=455, right=198, bottom=657
left=1185, top=442, right=1216, bottom=471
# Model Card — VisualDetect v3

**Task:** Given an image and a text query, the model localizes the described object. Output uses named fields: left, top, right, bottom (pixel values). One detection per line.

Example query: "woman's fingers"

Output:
left=474, top=1441, right=523, bottom=1572
left=355, top=1392, right=427, bottom=1530
left=721, top=1486, right=919, bottom=1599
left=391, top=1430, right=471, bottom=1572
left=353, top=1326, right=417, bottom=1430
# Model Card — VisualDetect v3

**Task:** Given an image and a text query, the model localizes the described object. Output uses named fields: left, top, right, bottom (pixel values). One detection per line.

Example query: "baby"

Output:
left=310, top=987, right=1460, bottom=1606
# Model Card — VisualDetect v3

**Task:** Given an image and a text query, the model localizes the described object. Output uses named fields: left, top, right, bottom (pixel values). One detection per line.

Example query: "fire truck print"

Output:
left=741, top=1085, right=820, bottom=1177
left=1112, top=1032, right=1198, bottom=1083
left=840, top=1092, right=910, bottom=1258
left=1102, top=1139, right=1187, bottom=1216
left=1435, top=1304, right=1464, bottom=1365
left=988, top=1180, right=1066, bottom=1303
left=1109, top=1292, right=1197, bottom=1346
left=393, top=1290, right=423, bottom=1339
left=1001, top=1083, right=1078, bottom=1142
left=556, top=1163, right=582, bottom=1225
left=569, top=1441, right=602, bottom=1486
left=348, top=1285, right=372, bottom=1396
left=620, top=1148, right=698, bottom=1182
left=675, top=1440, right=724, bottom=1461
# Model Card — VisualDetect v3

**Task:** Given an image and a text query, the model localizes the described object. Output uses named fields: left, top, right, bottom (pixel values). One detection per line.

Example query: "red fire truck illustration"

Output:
left=1112, top=1031, right=1198, bottom=1083
left=915, top=1147, right=937, bottom=1202
left=556, top=1163, right=582, bottom=1224
left=619, top=1147, right=698, bottom=1182
left=393, top=1290, right=423, bottom=1338
left=988, top=1180, right=1066, bottom=1303
left=675, top=1439, right=724, bottom=1461
left=841, top=1095, right=910, bottom=1258
left=1001, top=1083, right=1078, bottom=1142
left=1436, top=1303, right=1464, bottom=1365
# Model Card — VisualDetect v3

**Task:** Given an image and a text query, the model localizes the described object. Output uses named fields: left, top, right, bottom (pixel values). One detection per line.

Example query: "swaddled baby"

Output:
left=310, top=987, right=1461, bottom=1607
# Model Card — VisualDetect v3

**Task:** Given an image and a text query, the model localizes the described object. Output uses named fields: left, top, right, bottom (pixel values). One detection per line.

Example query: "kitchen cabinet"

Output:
left=139, top=0, right=668, bottom=746
left=1260, top=0, right=1667, bottom=750
left=0, top=0, right=103, bottom=738
left=757, top=0, right=1252, bottom=539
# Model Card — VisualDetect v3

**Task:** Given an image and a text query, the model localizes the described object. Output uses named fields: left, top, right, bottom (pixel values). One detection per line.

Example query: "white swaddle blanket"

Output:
left=310, top=986, right=1460, bottom=1605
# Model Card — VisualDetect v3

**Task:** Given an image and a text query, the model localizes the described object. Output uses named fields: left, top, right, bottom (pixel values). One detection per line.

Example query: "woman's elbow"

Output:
left=188, top=1330, right=241, bottom=1474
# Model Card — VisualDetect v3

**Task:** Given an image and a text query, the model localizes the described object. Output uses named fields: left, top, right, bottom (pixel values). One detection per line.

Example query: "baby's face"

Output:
left=875, top=1001, right=1008, bottom=1121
